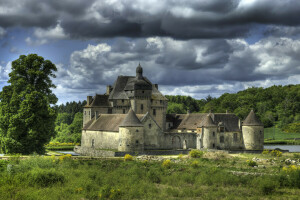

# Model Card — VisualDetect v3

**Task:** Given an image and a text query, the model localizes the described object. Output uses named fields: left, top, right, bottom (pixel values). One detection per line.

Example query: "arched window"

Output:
left=91, top=139, right=95, bottom=147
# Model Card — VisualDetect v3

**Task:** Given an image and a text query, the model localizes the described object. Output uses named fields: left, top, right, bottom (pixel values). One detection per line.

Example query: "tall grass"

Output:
left=0, top=154, right=299, bottom=199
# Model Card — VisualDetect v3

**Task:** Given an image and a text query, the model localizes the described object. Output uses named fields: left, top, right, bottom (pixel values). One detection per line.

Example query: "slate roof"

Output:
left=243, top=110, right=263, bottom=126
left=84, top=94, right=110, bottom=107
left=167, top=113, right=240, bottom=132
left=83, top=113, right=144, bottom=132
left=108, top=75, right=166, bottom=100
left=199, top=115, right=217, bottom=127
left=119, top=109, right=144, bottom=127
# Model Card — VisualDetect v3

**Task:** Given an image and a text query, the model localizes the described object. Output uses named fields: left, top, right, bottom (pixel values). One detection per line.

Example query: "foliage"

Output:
left=162, top=159, right=171, bottom=168
left=29, top=168, right=65, bottom=187
left=262, top=150, right=282, bottom=157
left=246, top=160, right=258, bottom=167
left=190, top=160, right=200, bottom=168
left=1, top=154, right=300, bottom=199
left=0, top=54, right=57, bottom=154
left=189, top=149, right=204, bottom=158
left=124, top=154, right=133, bottom=161
left=166, top=84, right=300, bottom=129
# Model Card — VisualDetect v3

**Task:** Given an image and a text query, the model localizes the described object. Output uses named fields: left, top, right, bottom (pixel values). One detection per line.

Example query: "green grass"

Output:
left=264, top=127, right=300, bottom=140
left=1, top=152, right=300, bottom=199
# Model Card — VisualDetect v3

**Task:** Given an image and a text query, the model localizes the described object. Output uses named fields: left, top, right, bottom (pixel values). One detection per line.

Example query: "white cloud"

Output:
left=26, top=22, right=68, bottom=46
left=0, top=27, right=6, bottom=39
left=0, top=62, right=12, bottom=82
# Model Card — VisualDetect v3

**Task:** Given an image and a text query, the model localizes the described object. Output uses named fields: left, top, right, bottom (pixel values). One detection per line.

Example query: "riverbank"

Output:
left=1, top=151, right=300, bottom=199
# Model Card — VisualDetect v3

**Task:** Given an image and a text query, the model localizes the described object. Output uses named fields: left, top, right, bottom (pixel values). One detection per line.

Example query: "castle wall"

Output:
left=202, top=127, right=218, bottom=149
left=242, top=126, right=264, bottom=150
left=218, top=131, right=243, bottom=150
left=159, top=132, right=196, bottom=150
left=141, top=115, right=162, bottom=150
left=118, top=127, right=144, bottom=151
left=81, top=130, right=119, bottom=150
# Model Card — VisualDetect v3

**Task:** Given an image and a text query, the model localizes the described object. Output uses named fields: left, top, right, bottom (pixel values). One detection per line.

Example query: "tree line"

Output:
left=166, top=85, right=300, bottom=132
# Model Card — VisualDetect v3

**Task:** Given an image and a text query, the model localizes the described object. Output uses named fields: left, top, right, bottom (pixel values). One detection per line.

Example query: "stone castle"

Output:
left=78, top=64, right=264, bottom=155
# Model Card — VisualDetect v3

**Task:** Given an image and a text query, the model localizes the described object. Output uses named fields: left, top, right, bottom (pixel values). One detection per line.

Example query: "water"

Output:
left=264, top=145, right=300, bottom=152
left=55, top=151, right=80, bottom=156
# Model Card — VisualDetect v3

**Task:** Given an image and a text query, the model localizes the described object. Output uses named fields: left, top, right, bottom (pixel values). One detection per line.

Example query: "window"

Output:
left=122, top=99, right=124, bottom=103
left=213, top=143, right=215, bottom=148
left=136, top=140, right=139, bottom=144
left=141, top=104, right=143, bottom=110
left=136, top=129, right=139, bottom=132
left=220, top=136, right=224, bottom=143
left=151, top=99, right=153, bottom=103
left=123, top=109, right=125, bottom=114
left=142, top=91, right=144, bottom=93
left=149, top=124, right=152, bottom=129
left=108, top=108, right=112, bottom=114
left=160, top=100, right=162, bottom=104
left=91, top=139, right=95, bottom=147
left=213, top=132, right=215, bottom=137
left=220, top=127, right=224, bottom=132
left=234, top=133, right=238, bottom=142
left=153, top=109, right=156, bottom=116
left=84, top=111, right=86, bottom=115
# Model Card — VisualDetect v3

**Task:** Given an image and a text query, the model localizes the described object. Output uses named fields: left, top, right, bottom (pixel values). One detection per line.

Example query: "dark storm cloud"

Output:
left=1, top=0, right=300, bottom=39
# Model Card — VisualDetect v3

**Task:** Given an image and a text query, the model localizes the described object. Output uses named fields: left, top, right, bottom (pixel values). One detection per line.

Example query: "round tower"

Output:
left=118, top=108, right=144, bottom=152
left=242, top=110, right=264, bottom=150
left=200, top=114, right=218, bottom=149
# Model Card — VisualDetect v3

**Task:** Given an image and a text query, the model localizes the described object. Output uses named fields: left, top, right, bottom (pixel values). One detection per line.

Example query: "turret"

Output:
left=199, top=114, right=218, bottom=149
left=118, top=108, right=144, bottom=152
left=242, top=110, right=264, bottom=150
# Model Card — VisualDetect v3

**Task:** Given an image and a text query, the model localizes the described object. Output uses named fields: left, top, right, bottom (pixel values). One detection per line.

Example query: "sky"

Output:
left=0, top=0, right=300, bottom=104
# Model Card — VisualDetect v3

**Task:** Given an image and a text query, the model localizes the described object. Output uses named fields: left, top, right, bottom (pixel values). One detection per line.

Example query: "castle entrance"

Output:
left=172, top=136, right=181, bottom=149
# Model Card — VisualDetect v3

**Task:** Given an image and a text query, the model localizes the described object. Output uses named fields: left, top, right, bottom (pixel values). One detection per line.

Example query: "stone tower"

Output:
left=242, top=110, right=264, bottom=150
left=200, top=114, right=218, bottom=149
left=124, top=64, right=152, bottom=115
left=118, top=108, right=144, bottom=152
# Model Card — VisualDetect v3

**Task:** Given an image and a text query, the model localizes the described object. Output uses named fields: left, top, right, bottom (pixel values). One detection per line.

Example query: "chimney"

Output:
left=106, top=85, right=112, bottom=95
left=154, top=84, right=158, bottom=89
left=87, top=96, right=93, bottom=105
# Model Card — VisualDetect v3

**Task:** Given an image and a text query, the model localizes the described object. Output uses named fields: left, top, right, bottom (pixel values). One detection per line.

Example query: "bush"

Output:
left=124, top=154, right=133, bottom=161
left=162, top=159, right=172, bottom=169
left=189, top=149, right=204, bottom=158
left=246, top=160, right=258, bottom=167
left=190, top=160, right=200, bottom=168
left=270, top=150, right=282, bottom=157
left=257, top=177, right=278, bottom=195
left=29, top=168, right=65, bottom=187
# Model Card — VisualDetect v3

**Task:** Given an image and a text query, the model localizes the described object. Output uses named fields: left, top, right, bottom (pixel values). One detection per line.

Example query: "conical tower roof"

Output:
left=243, top=110, right=263, bottom=126
left=199, top=114, right=217, bottom=127
left=119, top=108, right=143, bottom=127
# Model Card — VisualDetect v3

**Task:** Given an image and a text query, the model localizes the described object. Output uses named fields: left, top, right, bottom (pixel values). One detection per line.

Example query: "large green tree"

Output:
left=0, top=54, right=57, bottom=154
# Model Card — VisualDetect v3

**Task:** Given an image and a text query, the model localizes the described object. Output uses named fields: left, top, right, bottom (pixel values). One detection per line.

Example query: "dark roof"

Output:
left=167, top=113, right=240, bottom=132
left=119, top=109, right=143, bottom=127
left=85, top=94, right=110, bottom=107
left=213, top=114, right=240, bottom=131
left=83, top=113, right=144, bottom=131
left=199, top=115, right=217, bottom=127
left=243, top=110, right=263, bottom=126
left=109, top=76, right=132, bottom=99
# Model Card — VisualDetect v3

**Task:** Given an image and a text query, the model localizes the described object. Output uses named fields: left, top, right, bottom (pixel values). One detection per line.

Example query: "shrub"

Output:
left=246, top=160, right=258, bottom=167
left=124, top=154, right=133, bottom=161
left=162, top=159, right=172, bottom=169
left=270, top=150, right=282, bottom=157
left=262, top=150, right=269, bottom=154
left=189, top=149, right=204, bottom=158
left=59, top=154, right=72, bottom=162
left=190, top=160, right=200, bottom=168
left=29, top=168, right=65, bottom=187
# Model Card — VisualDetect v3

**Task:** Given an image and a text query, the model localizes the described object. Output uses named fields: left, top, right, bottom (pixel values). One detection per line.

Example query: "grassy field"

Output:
left=264, top=127, right=300, bottom=144
left=1, top=151, right=300, bottom=199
